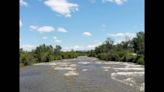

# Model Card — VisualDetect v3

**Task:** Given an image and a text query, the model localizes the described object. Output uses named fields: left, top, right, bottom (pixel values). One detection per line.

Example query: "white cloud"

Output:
left=30, top=25, right=38, bottom=30
left=30, top=25, right=55, bottom=33
left=20, top=44, right=36, bottom=51
left=107, top=32, right=136, bottom=38
left=83, top=32, right=92, bottom=36
left=42, top=36, right=48, bottom=39
left=20, top=20, right=22, bottom=28
left=88, top=45, right=95, bottom=48
left=63, top=41, right=102, bottom=51
left=87, top=42, right=102, bottom=49
left=20, top=0, right=28, bottom=7
left=44, top=0, right=79, bottom=17
left=30, top=25, right=69, bottom=33
left=57, top=27, right=68, bottom=32
left=62, top=47, right=70, bottom=51
left=114, top=39, right=124, bottom=44
left=37, top=26, right=55, bottom=32
left=53, top=36, right=62, bottom=43
left=102, top=0, right=127, bottom=5
left=55, top=39, right=61, bottom=43
left=107, top=32, right=136, bottom=44
left=74, top=45, right=81, bottom=49
left=62, top=45, right=84, bottom=51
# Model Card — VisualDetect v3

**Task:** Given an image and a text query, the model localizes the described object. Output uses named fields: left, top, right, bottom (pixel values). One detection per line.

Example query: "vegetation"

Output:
left=20, top=44, right=88, bottom=67
left=88, top=31, right=144, bottom=65
left=20, top=31, right=144, bottom=67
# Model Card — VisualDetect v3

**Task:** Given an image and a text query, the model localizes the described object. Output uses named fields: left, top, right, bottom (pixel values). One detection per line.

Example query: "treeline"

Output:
left=88, top=31, right=144, bottom=65
left=20, top=31, right=144, bottom=67
left=20, top=44, right=87, bottom=67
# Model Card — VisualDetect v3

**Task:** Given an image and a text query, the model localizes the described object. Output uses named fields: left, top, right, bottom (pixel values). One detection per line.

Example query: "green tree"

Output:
left=54, top=45, right=62, bottom=55
left=34, top=44, right=54, bottom=62
left=132, top=32, right=144, bottom=55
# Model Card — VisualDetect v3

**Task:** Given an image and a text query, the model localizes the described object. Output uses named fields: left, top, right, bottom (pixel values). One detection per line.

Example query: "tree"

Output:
left=132, top=32, right=144, bottom=55
left=34, top=44, right=54, bottom=62
left=105, top=37, right=114, bottom=49
left=87, top=31, right=144, bottom=64
left=54, top=45, right=62, bottom=55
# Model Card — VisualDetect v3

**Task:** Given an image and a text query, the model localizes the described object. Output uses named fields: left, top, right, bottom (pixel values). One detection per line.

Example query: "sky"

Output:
left=20, top=0, right=144, bottom=51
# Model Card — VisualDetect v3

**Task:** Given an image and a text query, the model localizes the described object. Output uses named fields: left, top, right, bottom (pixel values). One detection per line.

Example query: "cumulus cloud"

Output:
left=44, top=0, right=79, bottom=17
left=113, top=39, right=127, bottom=44
left=30, top=25, right=69, bottom=33
left=62, top=45, right=84, bottom=51
left=102, top=0, right=127, bottom=5
left=37, top=26, right=55, bottom=32
left=87, top=42, right=102, bottom=49
left=83, top=32, right=92, bottom=36
left=30, top=25, right=55, bottom=33
left=63, top=41, right=102, bottom=51
left=107, top=32, right=136, bottom=44
left=107, top=32, right=136, bottom=38
left=87, top=45, right=95, bottom=48
left=20, top=0, right=28, bottom=7
left=53, top=36, right=62, bottom=43
left=30, top=25, right=38, bottom=30
left=20, top=44, right=36, bottom=51
left=74, top=45, right=81, bottom=49
left=57, top=27, right=68, bottom=32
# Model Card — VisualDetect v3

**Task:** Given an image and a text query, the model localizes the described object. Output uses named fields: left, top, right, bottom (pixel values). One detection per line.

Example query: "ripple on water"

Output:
left=82, top=69, right=88, bottom=71
left=111, top=71, right=144, bottom=91
left=64, top=71, right=79, bottom=76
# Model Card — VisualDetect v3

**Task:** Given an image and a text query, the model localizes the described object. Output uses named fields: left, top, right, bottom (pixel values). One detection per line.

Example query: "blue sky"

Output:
left=20, top=0, right=144, bottom=51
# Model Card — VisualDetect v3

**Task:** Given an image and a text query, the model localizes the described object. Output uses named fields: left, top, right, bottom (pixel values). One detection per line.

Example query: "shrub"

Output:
left=125, top=52, right=136, bottom=62
left=110, top=51, right=119, bottom=61
left=88, top=51, right=96, bottom=57
left=40, top=53, right=49, bottom=62
left=54, top=55, right=62, bottom=60
left=117, top=50, right=136, bottom=62
left=97, top=53, right=112, bottom=61
left=48, top=55, right=55, bottom=61
left=20, top=53, right=36, bottom=66
left=136, top=55, right=144, bottom=65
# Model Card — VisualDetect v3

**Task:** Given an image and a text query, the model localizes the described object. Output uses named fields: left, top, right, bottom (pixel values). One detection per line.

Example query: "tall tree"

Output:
left=54, top=45, right=62, bottom=55
left=132, top=32, right=144, bottom=54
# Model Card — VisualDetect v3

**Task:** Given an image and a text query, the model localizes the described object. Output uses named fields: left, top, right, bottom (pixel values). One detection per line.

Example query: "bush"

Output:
left=88, top=51, right=96, bottom=57
left=54, top=55, right=62, bottom=60
left=60, top=52, right=78, bottom=59
left=136, top=55, right=144, bottom=65
left=117, top=51, right=136, bottom=62
left=40, top=53, right=49, bottom=62
left=48, top=55, right=55, bottom=61
left=20, top=53, right=36, bottom=66
left=97, top=53, right=111, bottom=61
left=108, top=53, right=119, bottom=61
left=125, top=52, right=136, bottom=62
left=110, top=51, right=119, bottom=61
left=20, top=44, right=86, bottom=67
